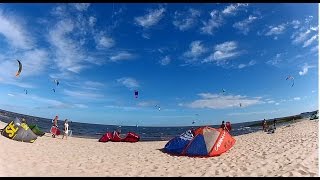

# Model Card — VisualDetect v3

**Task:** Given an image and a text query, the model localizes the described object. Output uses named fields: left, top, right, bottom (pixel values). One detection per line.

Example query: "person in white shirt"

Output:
left=62, top=119, right=69, bottom=140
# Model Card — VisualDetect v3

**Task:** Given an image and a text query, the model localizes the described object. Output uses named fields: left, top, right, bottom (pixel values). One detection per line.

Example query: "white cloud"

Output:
left=310, top=45, right=318, bottom=52
left=183, top=41, right=207, bottom=62
left=228, top=110, right=279, bottom=116
left=291, top=26, right=317, bottom=46
left=275, top=103, right=280, bottom=105
left=7, top=93, right=14, bottom=97
left=48, top=19, right=88, bottom=74
left=117, top=77, right=139, bottom=90
left=110, top=52, right=134, bottom=62
left=137, top=101, right=157, bottom=107
left=299, top=63, right=316, bottom=76
left=233, top=15, right=258, bottom=35
left=95, top=32, right=115, bottom=49
left=72, top=3, right=90, bottom=11
left=222, top=3, right=249, bottom=15
left=0, top=10, right=33, bottom=50
left=104, top=105, right=139, bottom=111
left=200, top=10, right=223, bottom=35
left=183, top=93, right=262, bottom=109
left=266, top=53, right=282, bottom=66
left=238, top=60, right=256, bottom=69
left=83, top=81, right=104, bottom=87
left=293, top=97, right=301, bottom=101
left=203, top=41, right=241, bottom=63
left=312, top=90, right=316, bottom=93
left=74, top=104, right=88, bottom=108
left=265, top=24, right=286, bottom=36
left=173, top=8, right=201, bottom=31
left=88, top=16, right=96, bottom=27
left=63, top=89, right=104, bottom=99
left=134, top=7, right=166, bottom=28
left=160, top=56, right=171, bottom=66
left=303, top=34, right=317, bottom=48
left=291, top=20, right=300, bottom=29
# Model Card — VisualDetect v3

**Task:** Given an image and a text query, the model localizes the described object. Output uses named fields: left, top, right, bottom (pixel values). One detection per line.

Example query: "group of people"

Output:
left=262, top=119, right=277, bottom=133
left=51, top=115, right=70, bottom=140
left=220, top=121, right=232, bottom=131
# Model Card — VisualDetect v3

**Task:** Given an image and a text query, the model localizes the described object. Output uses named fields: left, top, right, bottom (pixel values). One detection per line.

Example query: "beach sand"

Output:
left=0, top=119, right=318, bottom=177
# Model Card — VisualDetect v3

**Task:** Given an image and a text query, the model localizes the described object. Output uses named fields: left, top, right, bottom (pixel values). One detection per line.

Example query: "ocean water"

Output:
left=0, top=109, right=290, bottom=141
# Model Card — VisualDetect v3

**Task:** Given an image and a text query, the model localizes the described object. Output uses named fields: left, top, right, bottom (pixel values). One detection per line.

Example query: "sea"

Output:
left=0, top=109, right=304, bottom=141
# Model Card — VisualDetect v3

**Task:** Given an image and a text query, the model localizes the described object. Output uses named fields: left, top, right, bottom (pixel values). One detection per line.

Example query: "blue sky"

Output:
left=0, top=3, right=318, bottom=126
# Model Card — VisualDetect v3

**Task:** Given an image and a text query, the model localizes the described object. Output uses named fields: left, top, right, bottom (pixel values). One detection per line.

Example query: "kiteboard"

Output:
left=50, top=126, right=61, bottom=136
left=68, top=130, right=72, bottom=137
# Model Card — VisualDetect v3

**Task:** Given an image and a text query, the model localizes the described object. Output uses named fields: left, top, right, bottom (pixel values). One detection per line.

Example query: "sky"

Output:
left=0, top=3, right=318, bottom=127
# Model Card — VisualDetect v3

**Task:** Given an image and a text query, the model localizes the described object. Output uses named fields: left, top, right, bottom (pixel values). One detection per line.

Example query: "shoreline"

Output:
left=0, top=118, right=318, bottom=177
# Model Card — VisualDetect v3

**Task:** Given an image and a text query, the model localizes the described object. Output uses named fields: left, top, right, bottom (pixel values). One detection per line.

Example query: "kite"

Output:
left=24, top=89, right=27, bottom=95
left=286, top=76, right=294, bottom=87
left=134, top=90, right=138, bottom=98
left=52, top=88, right=55, bottom=93
left=54, top=79, right=59, bottom=86
left=155, top=105, right=161, bottom=111
left=15, top=60, right=22, bottom=77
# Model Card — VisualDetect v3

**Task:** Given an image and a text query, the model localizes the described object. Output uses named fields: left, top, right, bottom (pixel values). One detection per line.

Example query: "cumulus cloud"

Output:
left=203, top=41, right=242, bottom=64
left=173, top=8, right=201, bottom=31
left=134, top=7, right=166, bottom=28
left=183, top=41, right=207, bottom=62
left=222, top=3, right=249, bottom=15
left=104, top=105, right=139, bottom=111
left=110, top=52, right=134, bottom=62
left=0, top=10, right=34, bottom=50
left=266, top=53, right=282, bottom=66
left=238, top=60, right=256, bottom=69
left=182, top=93, right=262, bottom=109
left=72, top=3, right=90, bottom=11
left=117, top=77, right=139, bottom=90
left=233, top=15, right=258, bottom=35
left=293, top=97, right=301, bottom=101
left=200, top=10, right=223, bottom=35
left=290, top=20, right=300, bottom=29
left=299, top=63, right=316, bottom=76
left=159, top=56, right=171, bottom=66
left=63, top=89, right=104, bottom=99
left=95, top=32, right=115, bottom=49
left=303, top=34, right=317, bottom=48
left=265, top=24, right=286, bottom=36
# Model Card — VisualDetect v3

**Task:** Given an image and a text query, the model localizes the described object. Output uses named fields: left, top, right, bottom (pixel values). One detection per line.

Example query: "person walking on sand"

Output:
left=62, top=119, right=69, bottom=140
left=51, top=115, right=58, bottom=138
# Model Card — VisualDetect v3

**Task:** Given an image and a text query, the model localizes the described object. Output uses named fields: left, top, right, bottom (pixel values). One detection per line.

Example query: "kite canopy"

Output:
left=164, top=126, right=236, bottom=157
left=15, top=60, right=22, bottom=77
left=134, top=90, right=139, bottom=98
left=54, top=79, right=59, bottom=86
left=28, top=124, right=45, bottom=137
left=99, top=131, right=140, bottom=143
left=1, top=117, right=37, bottom=143
left=286, top=76, right=294, bottom=87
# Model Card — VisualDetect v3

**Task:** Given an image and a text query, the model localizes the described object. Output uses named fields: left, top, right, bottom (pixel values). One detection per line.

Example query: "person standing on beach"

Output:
left=62, top=119, right=69, bottom=140
left=262, top=119, right=267, bottom=132
left=220, top=121, right=226, bottom=129
left=273, top=119, right=277, bottom=130
left=52, top=115, right=58, bottom=138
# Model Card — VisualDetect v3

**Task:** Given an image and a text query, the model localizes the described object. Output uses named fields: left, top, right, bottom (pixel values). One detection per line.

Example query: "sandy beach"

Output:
left=0, top=119, right=318, bottom=177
